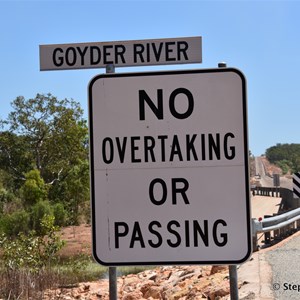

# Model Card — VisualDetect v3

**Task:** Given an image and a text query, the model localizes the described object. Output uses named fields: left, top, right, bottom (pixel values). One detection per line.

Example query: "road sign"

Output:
left=273, top=174, right=280, bottom=187
left=40, top=36, right=202, bottom=71
left=88, top=68, right=251, bottom=266
left=293, top=172, right=300, bottom=198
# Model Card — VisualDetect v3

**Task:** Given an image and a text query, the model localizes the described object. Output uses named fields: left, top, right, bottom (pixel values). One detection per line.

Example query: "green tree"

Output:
left=0, top=94, right=89, bottom=204
left=0, top=188, right=14, bottom=214
left=21, top=169, right=48, bottom=207
left=30, top=200, right=53, bottom=235
left=0, top=214, right=64, bottom=271
left=1, top=93, right=88, bottom=185
left=52, top=202, right=67, bottom=227
left=0, top=131, right=33, bottom=187
left=266, top=143, right=300, bottom=173
left=0, top=93, right=90, bottom=224
left=53, top=159, right=90, bottom=225
left=0, top=209, right=30, bottom=236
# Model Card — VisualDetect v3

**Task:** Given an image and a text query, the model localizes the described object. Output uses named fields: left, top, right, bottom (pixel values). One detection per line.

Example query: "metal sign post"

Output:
left=229, top=264, right=239, bottom=300
left=219, top=62, right=239, bottom=300
left=105, top=64, right=118, bottom=300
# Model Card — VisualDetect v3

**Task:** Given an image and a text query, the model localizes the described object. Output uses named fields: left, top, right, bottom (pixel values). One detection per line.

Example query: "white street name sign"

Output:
left=40, top=36, right=202, bottom=71
left=88, top=68, right=252, bottom=266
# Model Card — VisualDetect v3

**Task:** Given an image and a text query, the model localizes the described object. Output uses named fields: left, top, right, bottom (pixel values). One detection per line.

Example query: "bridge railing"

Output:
left=252, top=206, right=300, bottom=251
left=251, top=186, right=299, bottom=210
left=251, top=186, right=280, bottom=197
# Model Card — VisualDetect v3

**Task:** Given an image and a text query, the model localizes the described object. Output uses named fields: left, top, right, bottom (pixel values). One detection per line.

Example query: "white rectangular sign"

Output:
left=88, top=68, right=251, bottom=266
left=40, top=36, right=202, bottom=71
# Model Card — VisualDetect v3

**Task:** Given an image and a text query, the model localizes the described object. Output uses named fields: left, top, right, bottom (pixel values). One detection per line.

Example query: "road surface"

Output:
left=255, top=156, right=292, bottom=190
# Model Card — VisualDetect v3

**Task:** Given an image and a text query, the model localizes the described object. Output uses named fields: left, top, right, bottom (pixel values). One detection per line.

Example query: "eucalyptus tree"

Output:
left=0, top=94, right=89, bottom=210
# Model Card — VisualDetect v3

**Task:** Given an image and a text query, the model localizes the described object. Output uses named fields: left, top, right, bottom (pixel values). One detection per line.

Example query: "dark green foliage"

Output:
left=52, top=202, right=67, bottom=227
left=0, top=209, right=30, bottom=236
left=0, top=215, right=65, bottom=299
left=0, top=187, right=16, bottom=214
left=276, top=159, right=293, bottom=175
left=30, top=200, right=53, bottom=235
left=0, top=214, right=65, bottom=273
left=0, top=132, right=34, bottom=187
left=0, top=93, right=93, bottom=298
left=0, top=93, right=88, bottom=191
left=265, top=143, right=300, bottom=174
left=0, top=93, right=90, bottom=233
left=0, top=188, right=15, bottom=203
left=51, top=159, right=90, bottom=225
left=21, top=169, right=48, bottom=207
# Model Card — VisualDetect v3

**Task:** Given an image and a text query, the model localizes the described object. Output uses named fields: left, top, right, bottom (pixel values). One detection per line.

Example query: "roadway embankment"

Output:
left=238, top=230, right=300, bottom=300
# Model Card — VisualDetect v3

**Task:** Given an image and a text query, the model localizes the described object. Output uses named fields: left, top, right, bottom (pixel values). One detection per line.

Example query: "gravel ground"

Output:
left=266, top=233, right=300, bottom=300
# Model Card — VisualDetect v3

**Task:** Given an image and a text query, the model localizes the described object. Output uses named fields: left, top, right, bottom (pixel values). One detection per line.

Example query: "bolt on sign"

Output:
left=39, top=36, right=202, bottom=71
left=88, top=68, right=252, bottom=266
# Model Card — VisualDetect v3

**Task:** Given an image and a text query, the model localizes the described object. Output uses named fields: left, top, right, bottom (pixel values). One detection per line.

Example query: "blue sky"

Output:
left=0, top=0, right=299, bottom=156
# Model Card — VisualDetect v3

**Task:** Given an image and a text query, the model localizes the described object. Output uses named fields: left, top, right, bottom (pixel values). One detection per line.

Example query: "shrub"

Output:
left=52, top=202, right=67, bottom=227
left=30, top=200, right=53, bottom=235
left=21, top=169, right=48, bottom=207
left=0, top=187, right=20, bottom=214
left=0, top=209, right=30, bottom=236
left=0, top=214, right=65, bottom=299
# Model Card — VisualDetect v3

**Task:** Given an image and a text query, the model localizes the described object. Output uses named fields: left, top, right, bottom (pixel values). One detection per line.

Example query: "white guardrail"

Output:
left=252, top=207, right=300, bottom=250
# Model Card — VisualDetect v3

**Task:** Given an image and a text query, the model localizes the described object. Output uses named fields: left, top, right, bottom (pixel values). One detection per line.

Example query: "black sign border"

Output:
left=88, top=67, right=252, bottom=266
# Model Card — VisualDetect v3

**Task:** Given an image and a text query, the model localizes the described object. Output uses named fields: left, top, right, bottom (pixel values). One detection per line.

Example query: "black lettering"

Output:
left=224, top=132, right=235, bottom=160
left=165, top=42, right=176, bottom=61
left=134, top=44, right=144, bottom=63
left=65, top=47, right=77, bottom=66
left=131, top=136, right=141, bottom=163
left=186, top=134, right=198, bottom=161
left=76, top=46, right=88, bottom=65
left=149, top=178, right=167, bottom=205
left=171, top=178, right=190, bottom=205
left=103, top=45, right=113, bottom=64
left=152, top=42, right=163, bottom=62
left=52, top=48, right=64, bottom=67
left=193, top=220, right=209, bottom=247
left=116, top=137, right=127, bottom=163
left=208, top=133, right=221, bottom=160
left=170, top=135, right=183, bottom=161
left=169, top=88, right=194, bottom=119
left=101, top=132, right=235, bottom=166
left=157, top=135, right=167, bottom=162
left=213, top=219, right=228, bottom=247
left=148, top=221, right=163, bottom=248
left=139, top=89, right=163, bottom=120
left=144, top=136, right=156, bottom=162
left=146, top=43, right=150, bottom=62
left=185, top=220, right=190, bottom=247
left=102, top=138, right=114, bottom=164
left=201, top=134, right=206, bottom=160
left=130, top=222, right=145, bottom=248
left=115, top=45, right=126, bottom=64
left=167, top=220, right=181, bottom=247
left=90, top=46, right=101, bottom=65
left=115, top=222, right=129, bottom=248
left=177, top=41, right=189, bottom=60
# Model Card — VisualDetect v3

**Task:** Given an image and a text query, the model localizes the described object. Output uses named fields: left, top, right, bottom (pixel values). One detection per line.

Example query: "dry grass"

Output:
left=58, top=224, right=92, bottom=258
left=0, top=224, right=94, bottom=299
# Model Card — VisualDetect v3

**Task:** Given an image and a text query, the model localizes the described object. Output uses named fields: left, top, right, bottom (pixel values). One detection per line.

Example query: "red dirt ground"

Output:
left=58, top=224, right=92, bottom=258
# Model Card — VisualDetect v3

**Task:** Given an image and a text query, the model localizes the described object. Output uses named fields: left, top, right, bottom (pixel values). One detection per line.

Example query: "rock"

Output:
left=210, top=265, right=228, bottom=275
left=43, top=264, right=232, bottom=300
left=122, top=290, right=145, bottom=300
